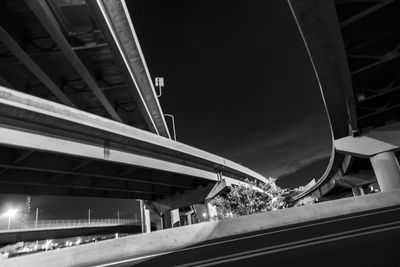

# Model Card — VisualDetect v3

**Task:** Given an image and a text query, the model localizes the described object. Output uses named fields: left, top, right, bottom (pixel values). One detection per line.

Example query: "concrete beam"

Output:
left=351, top=49, right=400, bottom=76
left=85, top=0, right=170, bottom=137
left=287, top=0, right=357, bottom=199
left=370, top=151, right=400, bottom=191
left=25, top=0, right=123, bottom=122
left=151, top=183, right=216, bottom=212
left=151, top=175, right=268, bottom=212
left=162, top=209, right=180, bottom=229
left=340, top=0, right=394, bottom=28
left=0, top=162, right=190, bottom=189
left=205, top=176, right=267, bottom=200
left=0, top=179, right=166, bottom=196
left=335, top=171, right=376, bottom=188
left=0, top=27, right=75, bottom=107
left=0, top=125, right=220, bottom=183
left=0, top=182, right=145, bottom=199
left=336, top=0, right=384, bottom=3
left=334, top=121, right=400, bottom=157
left=0, top=86, right=268, bottom=185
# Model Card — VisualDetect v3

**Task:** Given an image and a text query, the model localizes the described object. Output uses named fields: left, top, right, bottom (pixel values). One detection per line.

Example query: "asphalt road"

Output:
left=96, top=205, right=400, bottom=267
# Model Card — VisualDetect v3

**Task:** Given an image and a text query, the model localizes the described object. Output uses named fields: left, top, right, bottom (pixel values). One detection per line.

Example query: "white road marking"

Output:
left=95, top=206, right=400, bottom=266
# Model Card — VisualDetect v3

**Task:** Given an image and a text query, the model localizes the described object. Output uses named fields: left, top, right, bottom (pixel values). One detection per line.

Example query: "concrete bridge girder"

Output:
left=334, top=122, right=400, bottom=192
left=0, top=86, right=267, bottom=186
left=148, top=176, right=268, bottom=230
left=150, top=176, right=267, bottom=213
left=288, top=0, right=400, bottom=199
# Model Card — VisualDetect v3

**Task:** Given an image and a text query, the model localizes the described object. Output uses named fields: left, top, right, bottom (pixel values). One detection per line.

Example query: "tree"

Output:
left=210, top=178, right=289, bottom=219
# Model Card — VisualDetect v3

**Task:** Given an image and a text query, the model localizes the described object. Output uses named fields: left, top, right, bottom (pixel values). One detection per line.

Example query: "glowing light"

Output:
left=3, top=208, right=18, bottom=230
left=4, top=208, right=18, bottom=218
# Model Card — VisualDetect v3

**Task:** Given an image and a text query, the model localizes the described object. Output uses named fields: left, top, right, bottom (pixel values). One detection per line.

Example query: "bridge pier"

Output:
left=162, top=209, right=180, bottom=229
left=334, top=122, right=400, bottom=193
left=144, top=208, right=151, bottom=233
left=352, top=186, right=364, bottom=196
left=205, top=200, right=218, bottom=220
left=370, top=151, right=400, bottom=192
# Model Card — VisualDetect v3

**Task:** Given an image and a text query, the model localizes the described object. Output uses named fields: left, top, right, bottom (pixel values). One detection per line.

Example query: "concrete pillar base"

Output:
left=206, top=200, right=218, bottom=220
left=144, top=208, right=151, bottom=233
left=370, top=151, right=400, bottom=192
left=352, top=186, right=365, bottom=197
left=162, top=208, right=180, bottom=229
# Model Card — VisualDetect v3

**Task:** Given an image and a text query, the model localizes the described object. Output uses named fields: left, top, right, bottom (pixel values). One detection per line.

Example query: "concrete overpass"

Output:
left=0, top=85, right=268, bottom=225
left=0, top=0, right=269, bottom=229
left=0, top=0, right=169, bottom=137
left=288, top=0, right=400, bottom=201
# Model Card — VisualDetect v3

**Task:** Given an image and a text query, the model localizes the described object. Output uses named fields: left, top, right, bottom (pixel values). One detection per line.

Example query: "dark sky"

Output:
left=0, top=1, right=332, bottom=220
left=127, top=0, right=332, bottom=188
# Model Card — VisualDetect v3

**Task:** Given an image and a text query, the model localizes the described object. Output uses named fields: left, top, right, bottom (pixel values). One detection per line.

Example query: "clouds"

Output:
left=219, top=112, right=332, bottom=182
left=277, top=156, right=331, bottom=189
left=129, top=0, right=333, bottom=189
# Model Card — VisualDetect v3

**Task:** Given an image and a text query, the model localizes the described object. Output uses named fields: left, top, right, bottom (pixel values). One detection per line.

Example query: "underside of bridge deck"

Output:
left=334, top=0, right=400, bottom=184
left=0, top=0, right=169, bottom=137
left=289, top=0, right=400, bottom=200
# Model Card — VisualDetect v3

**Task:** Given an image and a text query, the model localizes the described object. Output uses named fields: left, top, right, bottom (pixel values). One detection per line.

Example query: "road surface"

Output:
left=97, top=205, right=400, bottom=266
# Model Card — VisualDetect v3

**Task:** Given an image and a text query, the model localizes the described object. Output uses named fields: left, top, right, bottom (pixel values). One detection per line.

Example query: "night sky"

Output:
left=127, top=0, right=332, bottom=188
left=0, top=0, right=331, bottom=220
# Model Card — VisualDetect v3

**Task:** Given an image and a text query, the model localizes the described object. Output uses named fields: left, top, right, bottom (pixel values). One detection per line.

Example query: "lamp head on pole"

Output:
left=4, top=208, right=18, bottom=218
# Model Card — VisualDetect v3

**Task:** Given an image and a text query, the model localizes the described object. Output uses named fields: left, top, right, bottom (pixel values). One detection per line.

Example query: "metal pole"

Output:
left=140, top=200, right=144, bottom=233
left=164, top=114, right=176, bottom=141
left=88, top=209, right=90, bottom=224
left=117, top=210, right=120, bottom=224
left=7, top=216, right=11, bottom=230
left=35, top=208, right=38, bottom=228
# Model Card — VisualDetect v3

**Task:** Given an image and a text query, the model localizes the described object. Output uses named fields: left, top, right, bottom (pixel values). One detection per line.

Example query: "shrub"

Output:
left=210, top=178, right=289, bottom=219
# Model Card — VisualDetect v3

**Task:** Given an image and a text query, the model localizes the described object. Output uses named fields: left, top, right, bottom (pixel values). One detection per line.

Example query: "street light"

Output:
left=164, top=114, right=176, bottom=141
left=4, top=208, right=18, bottom=230
left=155, top=77, right=164, bottom=97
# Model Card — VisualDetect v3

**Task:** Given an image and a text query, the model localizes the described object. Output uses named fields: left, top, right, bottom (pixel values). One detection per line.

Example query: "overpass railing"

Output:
left=0, top=218, right=140, bottom=232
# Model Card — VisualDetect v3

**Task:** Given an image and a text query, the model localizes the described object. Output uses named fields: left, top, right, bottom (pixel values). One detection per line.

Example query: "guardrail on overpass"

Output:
left=0, top=219, right=138, bottom=232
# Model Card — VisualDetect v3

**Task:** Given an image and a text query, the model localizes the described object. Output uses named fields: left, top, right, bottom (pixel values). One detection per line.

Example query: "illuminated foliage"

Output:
left=210, top=178, right=290, bottom=219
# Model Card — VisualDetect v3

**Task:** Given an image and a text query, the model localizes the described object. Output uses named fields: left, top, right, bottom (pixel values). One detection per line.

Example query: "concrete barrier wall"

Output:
left=3, top=189, right=400, bottom=267
left=0, top=225, right=142, bottom=246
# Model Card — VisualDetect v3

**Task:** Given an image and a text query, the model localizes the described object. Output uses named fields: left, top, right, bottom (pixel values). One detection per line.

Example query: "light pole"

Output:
left=35, top=208, right=39, bottom=227
left=139, top=200, right=144, bottom=233
left=164, top=114, right=176, bottom=141
left=88, top=209, right=94, bottom=224
left=4, top=209, right=18, bottom=230
left=155, top=77, right=164, bottom=97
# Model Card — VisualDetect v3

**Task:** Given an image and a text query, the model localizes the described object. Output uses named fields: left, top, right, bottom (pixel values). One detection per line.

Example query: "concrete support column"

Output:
left=359, top=186, right=365, bottom=195
left=370, top=151, right=400, bottom=192
left=206, top=200, right=217, bottom=221
left=352, top=187, right=360, bottom=196
left=352, top=186, right=364, bottom=197
left=170, top=208, right=180, bottom=227
left=144, top=208, right=151, bottom=233
left=162, top=208, right=180, bottom=229
left=186, top=214, right=192, bottom=225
